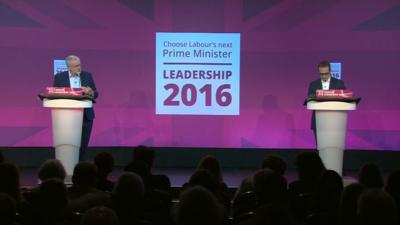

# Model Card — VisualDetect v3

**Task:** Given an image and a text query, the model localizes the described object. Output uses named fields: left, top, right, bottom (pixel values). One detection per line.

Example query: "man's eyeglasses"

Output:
left=319, top=72, right=330, bottom=76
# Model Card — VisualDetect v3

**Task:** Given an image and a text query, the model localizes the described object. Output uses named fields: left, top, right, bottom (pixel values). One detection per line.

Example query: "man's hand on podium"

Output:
left=82, top=86, right=94, bottom=97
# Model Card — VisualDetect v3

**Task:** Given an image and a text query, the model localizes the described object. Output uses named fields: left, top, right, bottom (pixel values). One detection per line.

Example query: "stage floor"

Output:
left=19, top=167, right=360, bottom=188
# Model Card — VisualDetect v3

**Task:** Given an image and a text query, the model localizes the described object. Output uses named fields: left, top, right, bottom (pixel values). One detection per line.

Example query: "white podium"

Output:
left=307, top=100, right=357, bottom=175
left=43, top=99, right=92, bottom=176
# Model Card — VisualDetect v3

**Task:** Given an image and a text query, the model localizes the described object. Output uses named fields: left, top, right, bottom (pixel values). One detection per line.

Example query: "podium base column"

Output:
left=316, top=110, right=348, bottom=176
left=55, top=144, right=80, bottom=176
left=318, top=148, right=344, bottom=175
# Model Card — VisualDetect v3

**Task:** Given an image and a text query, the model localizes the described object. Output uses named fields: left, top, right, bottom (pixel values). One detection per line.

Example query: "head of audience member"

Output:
left=94, top=152, right=114, bottom=178
left=197, top=155, right=223, bottom=183
left=339, top=182, right=365, bottom=225
left=261, top=155, right=287, bottom=176
left=311, top=170, right=343, bottom=214
left=358, top=189, right=398, bottom=225
left=318, top=60, right=331, bottom=82
left=132, top=145, right=155, bottom=169
left=38, top=159, right=66, bottom=182
left=72, top=162, right=98, bottom=187
left=253, top=169, right=287, bottom=206
left=386, top=170, right=400, bottom=197
left=0, top=193, right=17, bottom=225
left=39, top=178, right=68, bottom=213
left=112, top=172, right=144, bottom=211
left=188, top=169, right=219, bottom=195
left=0, top=163, right=21, bottom=202
left=175, top=186, right=223, bottom=225
left=81, top=206, right=119, bottom=225
left=0, top=151, right=4, bottom=163
left=358, top=163, right=384, bottom=189
left=294, top=152, right=325, bottom=185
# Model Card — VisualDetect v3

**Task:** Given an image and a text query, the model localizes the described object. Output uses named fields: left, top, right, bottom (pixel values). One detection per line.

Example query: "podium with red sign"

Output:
left=306, top=90, right=360, bottom=175
left=40, top=87, right=93, bottom=177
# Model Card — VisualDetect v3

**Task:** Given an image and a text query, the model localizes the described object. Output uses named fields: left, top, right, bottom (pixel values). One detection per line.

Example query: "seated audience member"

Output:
left=197, top=155, right=228, bottom=192
left=111, top=172, right=145, bottom=225
left=185, top=169, right=230, bottom=210
left=124, top=158, right=173, bottom=223
left=234, top=177, right=255, bottom=199
left=358, top=188, right=398, bottom=225
left=0, top=193, right=17, bottom=225
left=94, top=152, right=115, bottom=192
left=234, top=155, right=287, bottom=200
left=124, top=160, right=151, bottom=187
left=339, top=182, right=365, bottom=225
left=23, top=159, right=66, bottom=207
left=81, top=206, right=119, bottom=225
left=38, top=159, right=67, bottom=182
left=174, top=186, right=224, bottom=225
left=253, top=169, right=288, bottom=206
left=125, top=145, right=170, bottom=191
left=67, top=162, right=110, bottom=212
left=0, top=163, right=22, bottom=202
left=385, top=170, right=400, bottom=224
left=261, top=155, right=287, bottom=176
left=0, top=162, right=35, bottom=225
left=0, top=151, right=4, bottom=163
left=236, top=169, right=290, bottom=225
left=288, top=152, right=325, bottom=221
left=232, top=155, right=287, bottom=220
left=36, top=178, right=69, bottom=225
left=307, top=170, right=343, bottom=225
left=289, top=152, right=326, bottom=195
left=358, top=163, right=384, bottom=189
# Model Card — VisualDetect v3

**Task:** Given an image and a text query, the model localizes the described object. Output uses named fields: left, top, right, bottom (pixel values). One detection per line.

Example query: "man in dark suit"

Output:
left=54, top=55, right=98, bottom=160
left=307, top=61, right=346, bottom=138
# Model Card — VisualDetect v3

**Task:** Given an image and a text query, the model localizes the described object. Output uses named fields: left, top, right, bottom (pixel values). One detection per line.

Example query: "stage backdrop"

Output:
left=0, top=0, right=399, bottom=150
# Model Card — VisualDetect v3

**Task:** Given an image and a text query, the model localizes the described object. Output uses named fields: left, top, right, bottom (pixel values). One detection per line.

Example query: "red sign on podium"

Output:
left=45, top=87, right=83, bottom=96
left=316, top=89, right=353, bottom=98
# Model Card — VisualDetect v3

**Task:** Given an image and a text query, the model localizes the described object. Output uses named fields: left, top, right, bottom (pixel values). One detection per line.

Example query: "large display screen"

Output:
left=0, top=0, right=399, bottom=150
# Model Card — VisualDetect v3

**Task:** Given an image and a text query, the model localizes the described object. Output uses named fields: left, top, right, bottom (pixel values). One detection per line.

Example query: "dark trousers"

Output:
left=80, top=119, right=93, bottom=161
left=312, top=128, right=318, bottom=146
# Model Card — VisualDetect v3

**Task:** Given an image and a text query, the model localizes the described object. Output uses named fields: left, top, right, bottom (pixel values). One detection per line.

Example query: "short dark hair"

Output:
left=253, top=169, right=287, bottom=205
left=177, top=186, right=223, bottom=225
left=261, top=155, right=287, bottom=176
left=197, top=155, right=223, bottom=182
left=133, top=145, right=155, bottom=167
left=358, top=189, right=397, bottom=225
left=38, top=159, right=66, bottom=181
left=0, top=163, right=21, bottom=202
left=318, top=60, right=331, bottom=71
left=295, top=152, right=326, bottom=183
left=72, top=162, right=98, bottom=186
left=94, top=152, right=114, bottom=175
left=358, top=163, right=384, bottom=188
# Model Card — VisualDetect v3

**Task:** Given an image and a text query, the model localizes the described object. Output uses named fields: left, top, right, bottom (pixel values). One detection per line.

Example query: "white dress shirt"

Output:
left=69, top=71, right=81, bottom=88
left=321, top=78, right=330, bottom=90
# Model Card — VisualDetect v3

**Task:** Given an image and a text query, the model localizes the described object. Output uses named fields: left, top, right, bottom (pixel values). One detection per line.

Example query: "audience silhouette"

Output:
left=0, top=147, right=398, bottom=225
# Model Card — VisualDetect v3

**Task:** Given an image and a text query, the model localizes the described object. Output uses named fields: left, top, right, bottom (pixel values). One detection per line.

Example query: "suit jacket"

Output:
left=53, top=71, right=98, bottom=121
left=307, top=77, right=346, bottom=98
left=307, top=77, right=346, bottom=130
